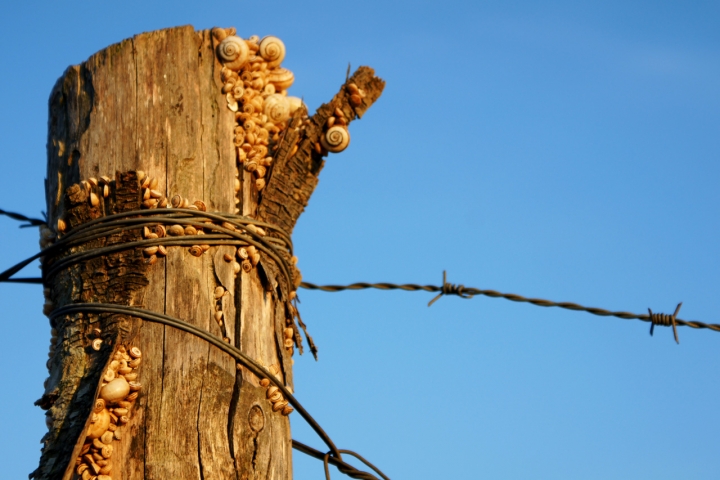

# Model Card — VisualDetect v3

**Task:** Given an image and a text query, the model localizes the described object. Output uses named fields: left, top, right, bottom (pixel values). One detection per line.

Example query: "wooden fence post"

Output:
left=33, top=25, right=383, bottom=480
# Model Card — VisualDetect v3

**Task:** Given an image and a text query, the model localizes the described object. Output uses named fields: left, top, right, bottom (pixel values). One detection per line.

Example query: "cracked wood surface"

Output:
left=37, top=24, right=383, bottom=480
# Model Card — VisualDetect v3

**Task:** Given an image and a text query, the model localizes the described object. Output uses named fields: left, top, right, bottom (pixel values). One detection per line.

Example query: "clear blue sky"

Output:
left=0, top=1, right=718, bottom=478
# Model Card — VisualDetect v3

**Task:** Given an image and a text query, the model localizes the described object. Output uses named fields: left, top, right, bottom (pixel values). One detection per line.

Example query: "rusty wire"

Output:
left=299, top=271, right=720, bottom=340
left=50, top=303, right=388, bottom=480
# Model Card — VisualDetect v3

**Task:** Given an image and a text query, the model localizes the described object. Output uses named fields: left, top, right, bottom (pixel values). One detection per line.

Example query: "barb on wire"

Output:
left=0, top=208, right=45, bottom=227
left=300, top=271, right=720, bottom=340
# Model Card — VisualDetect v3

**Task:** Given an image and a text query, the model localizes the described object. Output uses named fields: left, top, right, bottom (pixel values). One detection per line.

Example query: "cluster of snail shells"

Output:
left=259, top=377, right=293, bottom=416
left=76, top=345, right=142, bottom=480
left=282, top=326, right=295, bottom=355
left=213, top=27, right=304, bottom=198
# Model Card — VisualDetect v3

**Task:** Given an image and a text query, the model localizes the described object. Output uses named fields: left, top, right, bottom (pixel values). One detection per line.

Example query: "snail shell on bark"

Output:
left=86, top=408, right=111, bottom=439
left=272, top=400, right=289, bottom=412
left=263, top=94, right=291, bottom=123
left=267, top=68, right=294, bottom=90
left=287, top=96, right=303, bottom=114
left=189, top=245, right=203, bottom=257
left=91, top=338, right=103, bottom=351
left=269, top=391, right=283, bottom=403
left=282, top=405, right=294, bottom=416
left=218, top=36, right=250, bottom=70
left=321, top=126, right=351, bottom=153
left=90, top=192, right=100, bottom=207
left=266, top=386, right=279, bottom=398
left=260, top=378, right=270, bottom=387
left=170, top=195, right=182, bottom=208
left=93, top=399, right=106, bottom=413
left=184, top=225, right=198, bottom=235
left=259, top=36, right=286, bottom=67
left=167, top=225, right=185, bottom=236
left=100, top=377, right=130, bottom=404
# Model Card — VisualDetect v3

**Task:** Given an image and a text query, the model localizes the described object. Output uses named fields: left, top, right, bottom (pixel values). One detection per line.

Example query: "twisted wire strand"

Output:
left=299, top=272, right=720, bottom=335
left=50, top=303, right=387, bottom=480
left=0, top=207, right=45, bottom=227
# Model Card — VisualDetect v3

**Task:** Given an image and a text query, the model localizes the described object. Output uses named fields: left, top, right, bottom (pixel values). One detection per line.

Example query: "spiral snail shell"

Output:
left=287, top=96, right=304, bottom=114
left=320, top=126, right=351, bottom=153
left=217, top=36, right=250, bottom=70
left=258, top=36, right=286, bottom=67
left=263, top=94, right=291, bottom=123
left=267, top=68, right=294, bottom=90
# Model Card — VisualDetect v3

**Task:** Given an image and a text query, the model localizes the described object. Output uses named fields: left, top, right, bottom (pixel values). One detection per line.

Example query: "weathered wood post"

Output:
left=33, top=25, right=383, bottom=480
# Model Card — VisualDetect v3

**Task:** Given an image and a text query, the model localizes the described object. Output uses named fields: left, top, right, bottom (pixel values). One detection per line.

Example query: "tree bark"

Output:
left=34, top=25, right=384, bottom=480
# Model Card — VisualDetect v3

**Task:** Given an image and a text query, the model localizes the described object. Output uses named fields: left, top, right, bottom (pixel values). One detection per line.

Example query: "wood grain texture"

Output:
left=37, top=24, right=383, bottom=480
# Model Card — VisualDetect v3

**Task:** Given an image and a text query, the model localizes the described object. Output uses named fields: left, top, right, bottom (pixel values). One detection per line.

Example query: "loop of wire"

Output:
left=49, top=304, right=387, bottom=480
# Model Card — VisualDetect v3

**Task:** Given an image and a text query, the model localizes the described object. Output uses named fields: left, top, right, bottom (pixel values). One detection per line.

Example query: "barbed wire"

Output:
left=299, top=271, right=720, bottom=342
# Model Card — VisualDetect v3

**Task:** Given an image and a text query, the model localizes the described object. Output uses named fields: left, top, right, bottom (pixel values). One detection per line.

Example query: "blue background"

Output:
left=0, top=1, right=718, bottom=478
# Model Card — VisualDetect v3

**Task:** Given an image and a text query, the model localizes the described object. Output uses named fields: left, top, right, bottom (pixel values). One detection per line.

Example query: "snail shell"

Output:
left=266, top=386, right=279, bottom=398
left=241, top=259, right=253, bottom=273
left=86, top=408, right=111, bottom=439
left=100, top=431, right=114, bottom=445
left=259, top=36, right=286, bottom=67
left=263, top=94, right=291, bottom=123
left=260, top=378, right=270, bottom=387
left=214, top=286, right=226, bottom=299
left=284, top=327, right=294, bottom=339
left=184, top=225, right=198, bottom=235
left=321, top=126, right=351, bottom=153
left=57, top=218, right=66, bottom=233
left=93, top=399, right=106, bottom=413
left=100, top=377, right=130, bottom=404
left=283, top=338, right=294, bottom=348
left=287, top=96, right=303, bottom=114
left=217, top=36, right=250, bottom=70
left=281, top=405, right=294, bottom=416
left=167, top=225, right=185, bottom=236
left=189, top=245, right=204, bottom=257
left=269, top=391, right=283, bottom=403
left=170, top=195, right=182, bottom=208
left=91, top=338, right=103, bottom=351
left=272, top=400, right=289, bottom=412
left=193, top=200, right=207, bottom=212
left=129, top=347, right=142, bottom=359
left=90, top=192, right=100, bottom=207
left=267, top=68, right=294, bottom=90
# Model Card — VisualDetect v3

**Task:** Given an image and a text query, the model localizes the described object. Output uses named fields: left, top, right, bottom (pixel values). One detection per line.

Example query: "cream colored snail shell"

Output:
left=129, top=346, right=142, bottom=359
left=217, top=35, right=250, bottom=70
left=86, top=409, right=111, bottom=439
left=93, top=399, right=106, bottom=414
left=272, top=400, right=289, bottom=412
left=281, top=405, right=294, bottom=416
left=260, top=378, right=270, bottom=387
left=100, top=377, right=130, bottom=404
left=167, top=225, right=185, bottom=236
left=263, top=94, right=291, bottom=123
left=267, top=68, right=294, bottom=90
left=258, top=36, right=286, bottom=67
left=287, top=96, right=303, bottom=115
left=189, top=245, right=203, bottom=257
left=321, top=126, right=350, bottom=153
left=91, top=338, right=103, bottom=351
